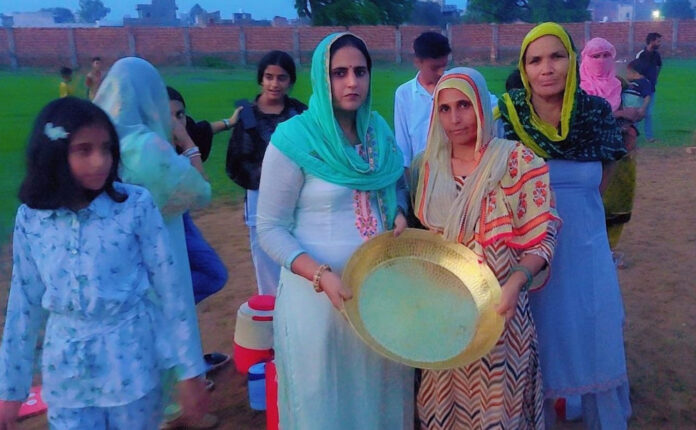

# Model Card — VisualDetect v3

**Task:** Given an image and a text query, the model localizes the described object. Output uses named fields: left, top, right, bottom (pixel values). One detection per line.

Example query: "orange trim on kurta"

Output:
left=502, top=165, right=549, bottom=195
left=477, top=212, right=560, bottom=247
left=481, top=214, right=514, bottom=230
left=417, top=161, right=431, bottom=222
left=513, top=212, right=557, bottom=236
left=478, top=228, right=549, bottom=249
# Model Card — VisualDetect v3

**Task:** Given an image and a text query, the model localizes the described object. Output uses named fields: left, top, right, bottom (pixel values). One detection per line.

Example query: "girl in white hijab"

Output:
left=94, top=57, right=211, bottom=426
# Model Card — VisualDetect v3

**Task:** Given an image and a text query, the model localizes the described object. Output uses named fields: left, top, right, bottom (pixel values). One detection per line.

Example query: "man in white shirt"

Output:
left=394, top=32, right=451, bottom=172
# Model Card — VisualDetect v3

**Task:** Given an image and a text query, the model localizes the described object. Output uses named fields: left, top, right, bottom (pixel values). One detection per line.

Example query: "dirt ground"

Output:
left=4, top=146, right=695, bottom=429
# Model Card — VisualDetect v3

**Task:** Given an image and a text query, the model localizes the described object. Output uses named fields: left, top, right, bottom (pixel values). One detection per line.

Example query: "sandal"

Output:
left=205, top=377, right=215, bottom=391
left=204, top=352, right=230, bottom=374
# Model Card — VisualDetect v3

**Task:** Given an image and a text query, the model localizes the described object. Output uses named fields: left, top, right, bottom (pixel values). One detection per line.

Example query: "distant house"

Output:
left=442, top=4, right=461, bottom=18
left=2, top=9, right=102, bottom=27
left=590, top=1, right=621, bottom=21
left=590, top=0, right=669, bottom=22
left=186, top=4, right=221, bottom=27
left=232, top=12, right=252, bottom=24
left=124, top=0, right=179, bottom=26
left=272, top=16, right=290, bottom=27
left=1, top=14, right=14, bottom=27
left=6, top=11, right=57, bottom=27
left=232, top=12, right=269, bottom=26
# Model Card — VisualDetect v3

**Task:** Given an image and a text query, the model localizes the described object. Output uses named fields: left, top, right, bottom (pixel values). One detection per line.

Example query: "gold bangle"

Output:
left=312, top=264, right=331, bottom=293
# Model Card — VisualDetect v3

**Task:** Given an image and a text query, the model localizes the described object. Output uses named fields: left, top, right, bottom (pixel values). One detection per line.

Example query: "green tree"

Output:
left=78, top=0, right=110, bottom=23
left=373, top=0, right=414, bottom=25
left=409, top=1, right=445, bottom=26
left=42, top=7, right=76, bottom=23
left=528, top=0, right=590, bottom=23
left=464, top=0, right=529, bottom=23
left=661, top=0, right=694, bottom=19
left=464, top=0, right=589, bottom=23
left=295, top=0, right=413, bottom=26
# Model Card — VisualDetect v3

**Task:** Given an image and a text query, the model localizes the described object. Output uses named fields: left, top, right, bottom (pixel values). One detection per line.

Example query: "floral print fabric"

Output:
left=0, top=183, right=188, bottom=408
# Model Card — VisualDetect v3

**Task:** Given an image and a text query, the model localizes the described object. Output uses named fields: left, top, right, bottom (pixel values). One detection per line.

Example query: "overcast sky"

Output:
left=2, top=1, right=469, bottom=23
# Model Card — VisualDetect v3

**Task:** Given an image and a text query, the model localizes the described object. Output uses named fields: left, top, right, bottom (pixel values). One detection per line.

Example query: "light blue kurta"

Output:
left=257, top=146, right=414, bottom=430
left=116, top=133, right=211, bottom=382
left=0, top=184, right=193, bottom=408
left=530, top=160, right=629, bottom=398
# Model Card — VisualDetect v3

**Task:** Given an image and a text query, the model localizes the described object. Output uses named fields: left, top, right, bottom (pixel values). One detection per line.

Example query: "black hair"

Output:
left=19, top=97, right=126, bottom=209
left=60, top=66, right=72, bottom=76
left=329, top=34, right=372, bottom=72
left=646, top=32, right=662, bottom=44
left=627, top=59, right=647, bottom=76
left=413, top=31, right=451, bottom=59
left=167, top=86, right=185, bottom=107
left=92, top=56, right=102, bottom=62
left=257, top=50, right=297, bottom=85
left=505, top=69, right=524, bottom=92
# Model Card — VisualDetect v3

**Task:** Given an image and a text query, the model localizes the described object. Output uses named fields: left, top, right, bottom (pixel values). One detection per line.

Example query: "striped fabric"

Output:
left=416, top=151, right=558, bottom=429
left=417, top=242, right=546, bottom=430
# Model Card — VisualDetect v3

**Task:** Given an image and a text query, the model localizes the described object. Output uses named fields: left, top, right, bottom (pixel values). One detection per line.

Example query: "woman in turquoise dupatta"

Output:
left=256, top=33, right=413, bottom=429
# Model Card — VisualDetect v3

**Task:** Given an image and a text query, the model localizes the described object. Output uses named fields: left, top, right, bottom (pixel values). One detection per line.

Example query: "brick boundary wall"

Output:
left=1, top=20, right=694, bottom=69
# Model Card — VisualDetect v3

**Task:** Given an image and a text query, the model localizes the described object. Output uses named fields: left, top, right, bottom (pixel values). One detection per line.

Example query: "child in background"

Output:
left=622, top=59, right=652, bottom=123
left=59, top=66, right=74, bottom=98
left=167, top=86, right=236, bottom=378
left=167, top=86, right=241, bottom=160
left=0, top=97, right=206, bottom=429
left=85, top=56, right=104, bottom=100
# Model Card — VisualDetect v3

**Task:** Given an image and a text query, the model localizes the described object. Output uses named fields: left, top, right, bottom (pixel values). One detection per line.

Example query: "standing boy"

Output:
left=394, top=31, right=450, bottom=171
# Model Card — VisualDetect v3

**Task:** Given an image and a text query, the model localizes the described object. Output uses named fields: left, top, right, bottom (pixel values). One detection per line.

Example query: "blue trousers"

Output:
left=47, top=386, right=162, bottom=430
left=643, top=92, right=655, bottom=139
left=183, top=212, right=228, bottom=304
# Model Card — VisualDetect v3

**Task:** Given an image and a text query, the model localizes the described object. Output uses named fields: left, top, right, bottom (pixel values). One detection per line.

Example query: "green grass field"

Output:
left=0, top=59, right=693, bottom=239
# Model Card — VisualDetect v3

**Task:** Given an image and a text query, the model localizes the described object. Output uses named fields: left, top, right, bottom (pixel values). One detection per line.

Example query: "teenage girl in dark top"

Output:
left=226, top=50, right=307, bottom=296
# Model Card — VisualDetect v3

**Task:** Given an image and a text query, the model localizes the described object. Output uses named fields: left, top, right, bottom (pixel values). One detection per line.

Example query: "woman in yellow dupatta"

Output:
left=498, top=23, right=632, bottom=429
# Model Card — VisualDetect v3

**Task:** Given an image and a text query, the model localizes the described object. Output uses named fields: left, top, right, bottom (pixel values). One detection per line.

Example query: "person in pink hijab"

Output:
left=580, top=37, right=623, bottom=111
left=581, top=38, right=639, bottom=267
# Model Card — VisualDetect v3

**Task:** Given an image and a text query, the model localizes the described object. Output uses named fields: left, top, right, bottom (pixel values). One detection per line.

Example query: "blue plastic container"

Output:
left=248, top=362, right=267, bottom=411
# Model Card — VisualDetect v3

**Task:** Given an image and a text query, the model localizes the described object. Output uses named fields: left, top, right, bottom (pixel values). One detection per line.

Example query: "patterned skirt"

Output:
left=416, top=290, right=544, bottom=430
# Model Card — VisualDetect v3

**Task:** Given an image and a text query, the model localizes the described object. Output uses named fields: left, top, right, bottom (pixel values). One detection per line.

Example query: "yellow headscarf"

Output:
left=414, top=68, right=517, bottom=249
left=501, top=22, right=578, bottom=158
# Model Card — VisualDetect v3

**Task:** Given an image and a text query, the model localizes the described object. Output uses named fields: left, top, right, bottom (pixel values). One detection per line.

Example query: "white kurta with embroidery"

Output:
left=257, top=146, right=414, bottom=430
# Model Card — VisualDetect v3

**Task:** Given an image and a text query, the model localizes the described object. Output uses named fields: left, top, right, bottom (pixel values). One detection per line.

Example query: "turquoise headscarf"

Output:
left=271, top=32, right=404, bottom=228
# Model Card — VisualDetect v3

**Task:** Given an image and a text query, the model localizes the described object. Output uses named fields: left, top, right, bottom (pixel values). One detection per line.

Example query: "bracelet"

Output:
left=187, top=152, right=202, bottom=160
left=182, top=146, right=200, bottom=158
left=312, top=264, right=332, bottom=293
left=510, top=265, right=533, bottom=292
left=222, top=118, right=231, bottom=130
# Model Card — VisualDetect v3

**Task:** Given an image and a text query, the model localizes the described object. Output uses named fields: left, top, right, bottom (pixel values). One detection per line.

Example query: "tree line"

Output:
left=295, top=0, right=694, bottom=26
